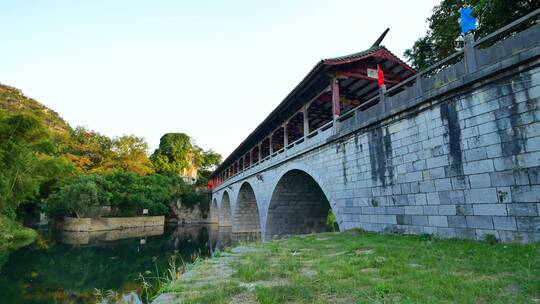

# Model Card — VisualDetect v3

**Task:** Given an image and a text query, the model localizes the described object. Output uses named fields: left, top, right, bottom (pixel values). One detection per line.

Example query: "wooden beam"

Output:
left=337, top=71, right=399, bottom=84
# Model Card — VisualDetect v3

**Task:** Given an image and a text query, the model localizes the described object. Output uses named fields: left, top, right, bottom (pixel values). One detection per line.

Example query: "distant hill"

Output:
left=0, top=84, right=72, bottom=136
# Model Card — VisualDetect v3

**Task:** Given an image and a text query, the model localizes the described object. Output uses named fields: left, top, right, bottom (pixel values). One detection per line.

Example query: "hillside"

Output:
left=0, top=83, right=72, bottom=136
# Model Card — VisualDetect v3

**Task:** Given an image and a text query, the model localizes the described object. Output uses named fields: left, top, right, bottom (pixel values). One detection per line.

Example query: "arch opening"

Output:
left=233, top=183, right=261, bottom=237
left=219, top=192, right=232, bottom=226
left=265, top=170, right=333, bottom=239
left=209, top=199, right=218, bottom=223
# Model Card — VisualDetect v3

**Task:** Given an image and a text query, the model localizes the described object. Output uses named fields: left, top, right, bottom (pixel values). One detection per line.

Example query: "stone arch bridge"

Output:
left=209, top=13, right=540, bottom=242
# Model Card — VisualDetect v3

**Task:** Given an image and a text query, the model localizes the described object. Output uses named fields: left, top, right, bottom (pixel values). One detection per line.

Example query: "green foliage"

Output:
left=0, top=84, right=71, bottom=137
left=106, top=172, right=181, bottom=216
left=107, top=135, right=153, bottom=175
left=66, top=127, right=153, bottom=175
left=150, top=133, right=222, bottom=178
left=65, top=126, right=113, bottom=172
left=151, top=133, right=195, bottom=175
left=0, top=214, right=38, bottom=250
left=46, top=172, right=195, bottom=218
left=46, top=174, right=112, bottom=218
left=419, top=233, right=433, bottom=242
left=326, top=210, right=338, bottom=232
left=0, top=84, right=216, bottom=235
left=483, top=233, right=499, bottom=245
left=0, top=112, right=76, bottom=220
left=404, top=0, right=540, bottom=70
left=200, top=150, right=222, bottom=170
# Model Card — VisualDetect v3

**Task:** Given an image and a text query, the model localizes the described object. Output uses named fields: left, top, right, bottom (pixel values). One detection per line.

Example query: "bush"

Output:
left=327, top=210, right=339, bottom=232
left=45, top=171, right=202, bottom=218
left=46, top=174, right=111, bottom=218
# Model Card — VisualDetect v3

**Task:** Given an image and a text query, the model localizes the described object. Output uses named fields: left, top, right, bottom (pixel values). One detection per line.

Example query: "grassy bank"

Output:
left=0, top=214, right=37, bottom=251
left=157, top=230, right=540, bottom=304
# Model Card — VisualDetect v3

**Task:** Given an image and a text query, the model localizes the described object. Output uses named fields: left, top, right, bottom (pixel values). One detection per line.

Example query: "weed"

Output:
left=419, top=233, right=433, bottom=242
left=484, top=234, right=499, bottom=245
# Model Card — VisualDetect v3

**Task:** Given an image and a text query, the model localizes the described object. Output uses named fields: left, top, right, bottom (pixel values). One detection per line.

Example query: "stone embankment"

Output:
left=62, top=216, right=164, bottom=232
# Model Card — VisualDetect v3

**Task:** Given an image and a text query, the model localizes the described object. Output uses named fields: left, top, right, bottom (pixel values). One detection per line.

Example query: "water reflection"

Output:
left=61, top=226, right=165, bottom=245
left=209, top=226, right=260, bottom=255
left=0, top=223, right=259, bottom=304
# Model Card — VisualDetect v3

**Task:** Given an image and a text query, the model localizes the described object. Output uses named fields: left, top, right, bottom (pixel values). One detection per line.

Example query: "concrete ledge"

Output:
left=62, top=216, right=165, bottom=232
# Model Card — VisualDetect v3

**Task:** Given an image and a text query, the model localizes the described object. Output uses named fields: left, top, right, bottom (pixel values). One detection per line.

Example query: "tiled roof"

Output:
left=323, top=46, right=383, bottom=64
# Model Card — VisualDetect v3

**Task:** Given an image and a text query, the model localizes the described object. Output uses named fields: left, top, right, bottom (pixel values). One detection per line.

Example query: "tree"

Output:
left=150, top=133, right=197, bottom=175
left=105, top=135, right=154, bottom=175
left=404, top=0, right=540, bottom=71
left=66, top=128, right=153, bottom=175
left=65, top=127, right=113, bottom=172
left=201, top=149, right=222, bottom=171
left=46, top=172, right=184, bottom=218
left=0, top=112, right=73, bottom=219
left=46, top=175, right=111, bottom=218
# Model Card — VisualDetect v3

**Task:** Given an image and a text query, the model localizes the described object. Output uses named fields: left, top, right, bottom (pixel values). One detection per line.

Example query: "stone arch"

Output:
left=233, top=182, right=261, bottom=235
left=265, top=169, right=335, bottom=239
left=209, top=198, right=218, bottom=223
left=219, top=191, right=232, bottom=226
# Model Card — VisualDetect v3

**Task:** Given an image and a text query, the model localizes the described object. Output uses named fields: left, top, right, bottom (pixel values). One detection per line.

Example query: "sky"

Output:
left=0, top=0, right=439, bottom=159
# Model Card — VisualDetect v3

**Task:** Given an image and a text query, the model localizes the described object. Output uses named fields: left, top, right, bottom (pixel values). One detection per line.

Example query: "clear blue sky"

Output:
left=1, top=0, right=438, bottom=158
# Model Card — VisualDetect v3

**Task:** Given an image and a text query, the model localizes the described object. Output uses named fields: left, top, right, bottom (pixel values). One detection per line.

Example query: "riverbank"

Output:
left=0, top=214, right=37, bottom=251
left=154, top=229, right=540, bottom=303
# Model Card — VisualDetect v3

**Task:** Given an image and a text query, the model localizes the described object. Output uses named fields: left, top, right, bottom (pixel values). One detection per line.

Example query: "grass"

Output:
left=159, top=229, right=540, bottom=303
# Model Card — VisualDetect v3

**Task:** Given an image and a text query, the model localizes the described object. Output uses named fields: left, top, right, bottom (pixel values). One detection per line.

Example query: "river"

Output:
left=0, top=224, right=250, bottom=304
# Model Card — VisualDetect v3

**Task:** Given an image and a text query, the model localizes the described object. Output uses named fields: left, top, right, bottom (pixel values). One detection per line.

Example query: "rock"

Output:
left=302, top=268, right=318, bottom=276
left=355, top=249, right=374, bottom=255
left=327, top=251, right=347, bottom=257
left=231, top=246, right=260, bottom=254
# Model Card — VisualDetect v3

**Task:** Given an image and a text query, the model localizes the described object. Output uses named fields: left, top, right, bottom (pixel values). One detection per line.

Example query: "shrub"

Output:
left=45, top=171, right=208, bottom=218
left=327, top=210, right=339, bottom=232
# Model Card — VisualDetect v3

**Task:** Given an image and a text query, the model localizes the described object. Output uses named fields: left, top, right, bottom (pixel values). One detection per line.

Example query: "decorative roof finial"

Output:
left=371, top=28, right=390, bottom=48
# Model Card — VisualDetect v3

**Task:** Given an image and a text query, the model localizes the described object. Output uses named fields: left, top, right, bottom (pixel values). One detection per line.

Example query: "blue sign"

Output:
left=460, top=7, right=478, bottom=33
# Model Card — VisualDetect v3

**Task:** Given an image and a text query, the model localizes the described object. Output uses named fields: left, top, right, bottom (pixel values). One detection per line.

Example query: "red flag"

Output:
left=377, top=64, right=385, bottom=87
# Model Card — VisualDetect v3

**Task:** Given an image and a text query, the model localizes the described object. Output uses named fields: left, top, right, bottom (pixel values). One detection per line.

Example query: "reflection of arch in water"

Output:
left=219, top=192, right=232, bottom=227
left=208, top=224, right=219, bottom=255
left=166, top=224, right=213, bottom=258
left=265, top=169, right=334, bottom=240
left=209, top=198, right=218, bottom=223
left=232, top=182, right=261, bottom=236
left=214, top=226, right=232, bottom=253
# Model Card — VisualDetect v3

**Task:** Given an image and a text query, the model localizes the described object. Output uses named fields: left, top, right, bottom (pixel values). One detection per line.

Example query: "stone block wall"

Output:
left=62, top=216, right=165, bottom=232
left=333, top=66, right=540, bottom=242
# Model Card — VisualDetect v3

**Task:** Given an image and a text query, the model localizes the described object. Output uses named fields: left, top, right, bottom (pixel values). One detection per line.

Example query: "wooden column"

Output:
left=332, top=78, right=341, bottom=121
left=303, top=105, right=309, bottom=138
left=258, top=142, right=262, bottom=161
left=283, top=123, right=288, bottom=149
left=269, top=134, right=273, bottom=155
